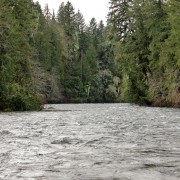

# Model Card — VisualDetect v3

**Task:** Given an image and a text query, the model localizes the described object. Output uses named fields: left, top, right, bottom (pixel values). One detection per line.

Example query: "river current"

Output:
left=0, top=103, right=180, bottom=180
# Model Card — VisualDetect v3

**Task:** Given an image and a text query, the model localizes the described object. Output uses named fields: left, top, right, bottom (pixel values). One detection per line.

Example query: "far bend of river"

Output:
left=0, top=104, right=180, bottom=180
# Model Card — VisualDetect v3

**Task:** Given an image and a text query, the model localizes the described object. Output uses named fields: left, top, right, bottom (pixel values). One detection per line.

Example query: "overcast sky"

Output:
left=35, top=0, right=109, bottom=24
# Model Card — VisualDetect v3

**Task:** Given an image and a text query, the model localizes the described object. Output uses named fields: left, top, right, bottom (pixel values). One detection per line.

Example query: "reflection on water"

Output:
left=0, top=104, right=180, bottom=180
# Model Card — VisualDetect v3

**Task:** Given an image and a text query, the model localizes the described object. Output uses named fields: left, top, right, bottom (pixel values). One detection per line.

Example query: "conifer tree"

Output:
left=0, top=0, right=41, bottom=110
left=108, top=0, right=132, bottom=40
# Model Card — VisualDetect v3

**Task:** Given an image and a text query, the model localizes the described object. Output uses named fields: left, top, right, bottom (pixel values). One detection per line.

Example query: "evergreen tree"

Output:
left=57, top=1, right=82, bottom=101
left=108, top=0, right=132, bottom=40
left=158, top=0, right=180, bottom=106
left=0, top=0, right=41, bottom=110
left=142, top=0, right=170, bottom=105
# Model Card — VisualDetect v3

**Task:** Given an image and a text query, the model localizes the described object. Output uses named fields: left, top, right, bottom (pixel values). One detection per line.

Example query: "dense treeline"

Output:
left=0, top=0, right=179, bottom=111
left=108, top=0, right=180, bottom=107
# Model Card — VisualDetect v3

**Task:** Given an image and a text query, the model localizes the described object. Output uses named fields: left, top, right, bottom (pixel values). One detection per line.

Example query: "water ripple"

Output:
left=0, top=103, right=180, bottom=179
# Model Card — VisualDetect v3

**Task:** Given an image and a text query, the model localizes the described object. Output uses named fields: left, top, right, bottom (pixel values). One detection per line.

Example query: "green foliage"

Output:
left=107, top=0, right=180, bottom=106
left=10, top=92, right=41, bottom=111
left=0, top=0, right=42, bottom=111
left=1, top=0, right=179, bottom=110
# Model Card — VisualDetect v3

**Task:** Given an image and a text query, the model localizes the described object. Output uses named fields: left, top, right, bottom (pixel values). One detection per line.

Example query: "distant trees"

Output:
left=55, top=1, right=120, bottom=102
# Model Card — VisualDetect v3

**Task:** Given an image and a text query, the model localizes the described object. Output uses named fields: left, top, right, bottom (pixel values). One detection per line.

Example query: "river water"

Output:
left=0, top=104, right=180, bottom=180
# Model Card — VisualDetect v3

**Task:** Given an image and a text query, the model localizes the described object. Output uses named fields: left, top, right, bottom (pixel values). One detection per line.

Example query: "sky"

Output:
left=35, top=0, right=109, bottom=24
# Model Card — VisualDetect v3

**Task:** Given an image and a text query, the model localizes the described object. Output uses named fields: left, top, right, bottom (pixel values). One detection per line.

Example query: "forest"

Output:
left=0, top=0, right=179, bottom=111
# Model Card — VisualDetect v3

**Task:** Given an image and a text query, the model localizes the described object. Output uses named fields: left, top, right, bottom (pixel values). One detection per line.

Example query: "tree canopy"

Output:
left=0, top=0, right=179, bottom=111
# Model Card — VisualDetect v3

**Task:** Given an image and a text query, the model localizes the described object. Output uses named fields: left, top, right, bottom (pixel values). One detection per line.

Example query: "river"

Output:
left=0, top=103, right=180, bottom=180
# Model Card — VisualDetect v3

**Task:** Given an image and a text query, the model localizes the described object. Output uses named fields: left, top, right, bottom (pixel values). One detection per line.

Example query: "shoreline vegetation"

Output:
left=0, top=0, right=179, bottom=111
